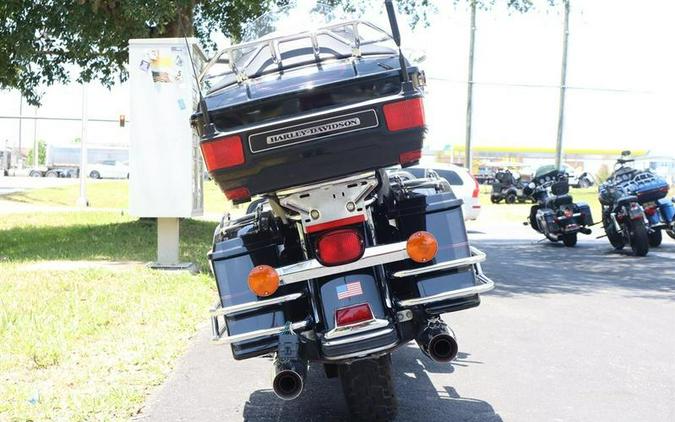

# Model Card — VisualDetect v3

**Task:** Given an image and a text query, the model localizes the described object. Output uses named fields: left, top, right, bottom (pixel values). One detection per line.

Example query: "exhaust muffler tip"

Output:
left=272, top=359, right=307, bottom=401
left=416, top=320, right=459, bottom=363
left=427, top=333, right=458, bottom=363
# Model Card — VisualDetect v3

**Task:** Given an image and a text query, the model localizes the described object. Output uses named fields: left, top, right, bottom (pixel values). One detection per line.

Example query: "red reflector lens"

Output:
left=399, top=150, right=422, bottom=166
left=316, top=229, right=364, bottom=266
left=644, top=206, right=656, bottom=216
left=225, top=187, right=250, bottom=201
left=200, top=135, right=245, bottom=171
left=336, top=303, right=374, bottom=327
left=470, top=174, right=480, bottom=198
left=382, top=98, right=425, bottom=131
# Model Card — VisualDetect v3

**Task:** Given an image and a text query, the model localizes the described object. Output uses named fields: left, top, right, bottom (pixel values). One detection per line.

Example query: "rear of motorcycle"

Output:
left=599, top=188, right=649, bottom=256
left=631, top=172, right=673, bottom=247
left=530, top=177, right=593, bottom=246
left=196, top=19, right=493, bottom=421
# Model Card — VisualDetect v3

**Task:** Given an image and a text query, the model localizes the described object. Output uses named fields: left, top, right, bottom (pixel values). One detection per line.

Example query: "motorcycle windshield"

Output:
left=202, top=2, right=397, bottom=93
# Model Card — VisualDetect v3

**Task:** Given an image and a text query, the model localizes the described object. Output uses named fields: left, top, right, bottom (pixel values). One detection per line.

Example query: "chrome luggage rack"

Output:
left=209, top=245, right=495, bottom=345
left=200, top=19, right=395, bottom=86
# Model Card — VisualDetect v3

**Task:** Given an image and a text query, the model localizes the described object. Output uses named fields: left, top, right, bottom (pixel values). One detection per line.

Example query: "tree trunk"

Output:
left=163, top=2, right=195, bottom=37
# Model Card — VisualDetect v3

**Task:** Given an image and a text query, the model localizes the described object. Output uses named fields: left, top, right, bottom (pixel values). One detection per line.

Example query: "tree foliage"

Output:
left=26, top=139, right=46, bottom=166
left=0, top=0, right=552, bottom=105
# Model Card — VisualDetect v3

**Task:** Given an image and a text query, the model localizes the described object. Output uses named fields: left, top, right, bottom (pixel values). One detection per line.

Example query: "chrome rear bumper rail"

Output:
left=277, top=241, right=409, bottom=285
left=212, top=320, right=310, bottom=345
left=210, top=292, right=305, bottom=317
left=397, top=272, right=495, bottom=308
left=392, top=246, right=486, bottom=278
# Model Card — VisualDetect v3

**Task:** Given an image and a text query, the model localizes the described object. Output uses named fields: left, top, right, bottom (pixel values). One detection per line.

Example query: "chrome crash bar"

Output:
left=210, top=245, right=494, bottom=344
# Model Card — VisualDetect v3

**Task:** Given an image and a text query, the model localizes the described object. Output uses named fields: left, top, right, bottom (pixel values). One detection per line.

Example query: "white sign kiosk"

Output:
left=128, top=38, right=205, bottom=269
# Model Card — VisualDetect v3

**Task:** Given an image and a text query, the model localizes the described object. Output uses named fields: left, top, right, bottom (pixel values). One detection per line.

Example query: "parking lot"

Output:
left=139, top=224, right=675, bottom=422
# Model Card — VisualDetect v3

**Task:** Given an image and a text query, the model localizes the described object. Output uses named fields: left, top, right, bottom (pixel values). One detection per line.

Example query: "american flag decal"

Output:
left=336, top=281, right=363, bottom=300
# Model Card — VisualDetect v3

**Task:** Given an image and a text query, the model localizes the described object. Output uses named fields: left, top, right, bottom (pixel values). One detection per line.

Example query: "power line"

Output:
left=427, top=76, right=655, bottom=94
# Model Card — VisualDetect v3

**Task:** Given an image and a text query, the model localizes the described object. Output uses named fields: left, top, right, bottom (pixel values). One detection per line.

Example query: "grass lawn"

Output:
left=0, top=212, right=218, bottom=421
left=2, top=179, right=232, bottom=214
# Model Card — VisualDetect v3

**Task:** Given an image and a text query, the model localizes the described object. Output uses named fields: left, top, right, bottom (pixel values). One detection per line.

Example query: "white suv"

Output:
left=406, top=162, right=482, bottom=221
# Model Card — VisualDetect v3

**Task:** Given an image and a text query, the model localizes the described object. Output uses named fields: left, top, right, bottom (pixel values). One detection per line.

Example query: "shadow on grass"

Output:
left=242, top=345, right=501, bottom=422
left=0, top=218, right=216, bottom=272
left=473, top=238, right=675, bottom=300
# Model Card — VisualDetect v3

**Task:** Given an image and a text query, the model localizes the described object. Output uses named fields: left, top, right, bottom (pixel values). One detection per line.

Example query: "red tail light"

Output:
left=382, top=98, right=425, bottom=131
left=315, top=229, right=365, bottom=266
left=225, top=187, right=250, bottom=201
left=644, top=206, right=657, bottom=216
left=470, top=174, right=480, bottom=198
left=399, top=150, right=422, bottom=166
left=336, top=303, right=374, bottom=327
left=200, top=135, right=245, bottom=171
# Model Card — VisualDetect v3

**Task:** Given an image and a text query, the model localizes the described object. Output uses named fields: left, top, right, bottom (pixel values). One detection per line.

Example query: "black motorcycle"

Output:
left=490, top=169, right=532, bottom=204
left=598, top=155, right=651, bottom=256
left=524, top=168, right=593, bottom=247
left=193, top=3, right=494, bottom=421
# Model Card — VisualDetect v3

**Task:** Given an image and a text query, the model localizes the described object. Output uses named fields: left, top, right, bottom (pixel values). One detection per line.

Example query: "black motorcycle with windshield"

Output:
left=524, top=166, right=593, bottom=247
left=192, top=2, right=494, bottom=421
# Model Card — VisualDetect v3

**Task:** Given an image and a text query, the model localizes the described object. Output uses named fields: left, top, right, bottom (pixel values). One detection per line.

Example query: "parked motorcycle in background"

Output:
left=524, top=166, right=593, bottom=247
left=599, top=151, right=656, bottom=256
left=601, top=151, right=675, bottom=248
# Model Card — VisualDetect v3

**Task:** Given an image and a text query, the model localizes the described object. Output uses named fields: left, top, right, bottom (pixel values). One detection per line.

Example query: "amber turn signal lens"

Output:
left=247, top=265, right=280, bottom=297
left=406, top=231, right=438, bottom=263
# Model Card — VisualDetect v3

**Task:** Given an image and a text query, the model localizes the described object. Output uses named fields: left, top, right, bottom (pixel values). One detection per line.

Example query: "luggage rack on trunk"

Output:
left=209, top=245, right=494, bottom=345
left=200, top=20, right=396, bottom=87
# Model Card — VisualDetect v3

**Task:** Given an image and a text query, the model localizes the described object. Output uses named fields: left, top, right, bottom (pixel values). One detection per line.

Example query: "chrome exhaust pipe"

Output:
left=272, top=358, right=307, bottom=400
left=416, top=321, right=458, bottom=363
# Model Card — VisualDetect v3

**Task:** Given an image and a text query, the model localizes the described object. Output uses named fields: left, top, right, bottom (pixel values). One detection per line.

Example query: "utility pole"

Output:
left=18, top=96, right=23, bottom=168
left=464, top=0, right=477, bottom=171
left=32, top=107, right=38, bottom=168
left=555, top=0, right=570, bottom=170
left=77, top=84, right=89, bottom=207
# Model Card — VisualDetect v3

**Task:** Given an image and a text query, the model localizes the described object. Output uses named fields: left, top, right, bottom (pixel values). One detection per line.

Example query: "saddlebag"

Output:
left=576, top=202, right=594, bottom=226
left=209, top=225, right=310, bottom=360
left=387, top=192, right=481, bottom=314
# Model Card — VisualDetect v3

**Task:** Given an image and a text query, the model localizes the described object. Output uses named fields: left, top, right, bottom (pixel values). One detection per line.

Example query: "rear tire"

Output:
left=89, top=170, right=100, bottom=179
left=629, top=220, right=649, bottom=256
left=29, top=170, right=42, bottom=177
left=604, top=217, right=625, bottom=250
left=562, top=233, right=578, bottom=247
left=505, top=193, right=516, bottom=204
left=339, top=354, right=397, bottom=422
left=45, top=170, right=59, bottom=178
left=648, top=229, right=662, bottom=247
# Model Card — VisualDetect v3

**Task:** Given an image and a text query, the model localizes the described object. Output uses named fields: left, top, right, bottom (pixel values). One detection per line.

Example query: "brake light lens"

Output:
left=564, top=208, right=573, bottom=218
left=470, top=174, right=480, bottom=198
left=382, top=98, right=425, bottom=131
left=644, top=206, right=657, bottom=216
left=315, top=229, right=365, bottom=266
left=225, top=187, right=250, bottom=202
left=200, top=135, right=245, bottom=171
left=407, top=231, right=438, bottom=263
left=247, top=265, right=280, bottom=297
left=335, top=303, right=374, bottom=327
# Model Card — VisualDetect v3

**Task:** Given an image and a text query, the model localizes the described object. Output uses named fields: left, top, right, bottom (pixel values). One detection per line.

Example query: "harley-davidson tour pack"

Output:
left=192, top=2, right=494, bottom=420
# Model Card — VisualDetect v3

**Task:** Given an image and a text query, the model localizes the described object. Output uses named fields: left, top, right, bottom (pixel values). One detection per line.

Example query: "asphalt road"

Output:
left=138, top=231, right=675, bottom=422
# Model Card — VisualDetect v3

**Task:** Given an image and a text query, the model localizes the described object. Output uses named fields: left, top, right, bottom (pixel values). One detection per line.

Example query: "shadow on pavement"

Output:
left=242, top=344, right=501, bottom=421
left=474, top=239, right=675, bottom=300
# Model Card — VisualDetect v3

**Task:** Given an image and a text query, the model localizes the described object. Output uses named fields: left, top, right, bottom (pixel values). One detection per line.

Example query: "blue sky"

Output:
left=0, top=0, right=673, bottom=156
